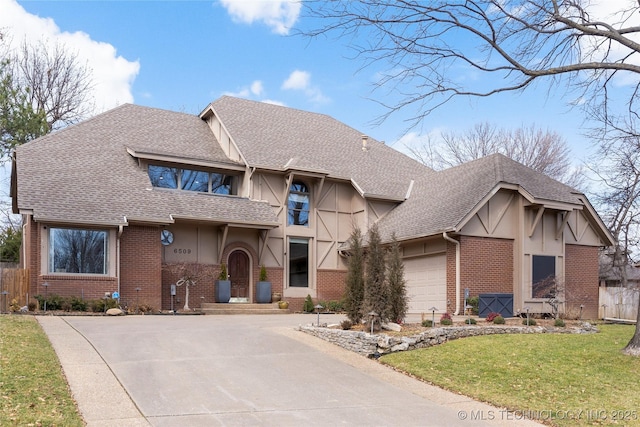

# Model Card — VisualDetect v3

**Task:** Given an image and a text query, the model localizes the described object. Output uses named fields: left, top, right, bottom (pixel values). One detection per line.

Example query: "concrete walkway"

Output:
left=38, top=314, right=542, bottom=427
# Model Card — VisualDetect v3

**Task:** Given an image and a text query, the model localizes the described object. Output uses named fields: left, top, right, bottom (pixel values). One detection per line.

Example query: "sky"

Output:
left=0, top=0, right=630, bottom=163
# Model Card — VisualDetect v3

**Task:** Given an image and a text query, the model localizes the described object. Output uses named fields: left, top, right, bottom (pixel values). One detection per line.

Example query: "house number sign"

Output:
left=173, top=248, right=192, bottom=254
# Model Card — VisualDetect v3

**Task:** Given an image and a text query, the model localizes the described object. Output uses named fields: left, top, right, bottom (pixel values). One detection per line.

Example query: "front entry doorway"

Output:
left=229, top=250, right=250, bottom=301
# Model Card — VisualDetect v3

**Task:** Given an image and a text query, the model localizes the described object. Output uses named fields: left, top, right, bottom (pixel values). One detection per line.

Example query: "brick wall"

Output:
left=565, top=244, right=599, bottom=319
left=460, top=236, right=514, bottom=298
left=317, top=269, right=346, bottom=301
left=446, top=236, right=514, bottom=314
left=120, top=225, right=162, bottom=310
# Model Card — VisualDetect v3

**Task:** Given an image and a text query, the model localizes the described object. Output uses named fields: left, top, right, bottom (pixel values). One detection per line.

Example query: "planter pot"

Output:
left=256, top=281, right=272, bottom=303
left=271, top=292, right=281, bottom=302
left=215, top=280, right=231, bottom=303
left=278, top=301, right=289, bottom=309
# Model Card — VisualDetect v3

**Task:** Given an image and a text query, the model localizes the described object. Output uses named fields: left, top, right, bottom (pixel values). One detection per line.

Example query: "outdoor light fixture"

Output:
left=580, top=304, right=584, bottom=321
left=465, top=304, right=473, bottom=324
left=42, top=282, right=50, bottom=312
left=1, top=290, right=8, bottom=313
left=601, top=304, right=607, bottom=320
left=429, top=306, right=438, bottom=327
left=314, top=304, right=324, bottom=326
left=524, top=306, right=531, bottom=326
left=368, top=311, right=378, bottom=334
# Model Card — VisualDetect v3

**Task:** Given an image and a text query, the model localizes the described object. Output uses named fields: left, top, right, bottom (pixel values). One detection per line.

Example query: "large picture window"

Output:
left=532, top=255, right=556, bottom=299
left=49, top=228, right=108, bottom=274
left=289, top=238, right=309, bottom=287
left=288, top=181, right=310, bottom=226
left=148, top=165, right=235, bottom=195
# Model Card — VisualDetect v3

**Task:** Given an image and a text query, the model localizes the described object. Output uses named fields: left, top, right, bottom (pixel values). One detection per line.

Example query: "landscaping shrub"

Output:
left=464, top=318, right=477, bottom=325
left=467, top=296, right=479, bottom=315
left=321, top=300, right=344, bottom=313
left=138, top=304, right=155, bottom=314
left=69, top=296, right=88, bottom=312
left=554, top=318, right=566, bottom=327
left=28, top=301, right=37, bottom=312
left=522, top=318, right=537, bottom=326
left=486, top=312, right=501, bottom=322
left=340, top=319, right=353, bottom=330
left=440, top=312, right=452, bottom=326
left=89, top=298, right=118, bottom=313
left=421, top=319, right=433, bottom=327
left=61, top=300, right=72, bottom=312
left=303, top=294, right=315, bottom=313
left=35, top=294, right=65, bottom=311
left=493, top=315, right=505, bottom=324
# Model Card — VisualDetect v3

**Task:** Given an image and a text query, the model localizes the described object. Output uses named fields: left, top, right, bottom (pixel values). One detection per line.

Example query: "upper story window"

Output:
left=148, top=165, right=235, bottom=195
left=49, top=228, right=108, bottom=274
left=288, top=181, right=310, bottom=226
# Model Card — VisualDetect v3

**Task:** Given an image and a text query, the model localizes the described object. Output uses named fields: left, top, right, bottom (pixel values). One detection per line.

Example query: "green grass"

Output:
left=381, top=324, right=640, bottom=426
left=0, top=315, right=84, bottom=426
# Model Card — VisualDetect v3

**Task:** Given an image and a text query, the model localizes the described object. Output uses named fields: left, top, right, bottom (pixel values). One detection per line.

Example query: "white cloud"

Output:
left=219, top=0, right=301, bottom=35
left=0, top=0, right=139, bottom=116
left=281, top=69, right=330, bottom=104
left=224, top=80, right=265, bottom=98
left=282, top=70, right=310, bottom=90
left=250, top=80, right=264, bottom=96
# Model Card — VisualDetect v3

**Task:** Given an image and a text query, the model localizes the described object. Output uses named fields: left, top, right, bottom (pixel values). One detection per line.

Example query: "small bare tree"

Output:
left=163, top=262, right=216, bottom=311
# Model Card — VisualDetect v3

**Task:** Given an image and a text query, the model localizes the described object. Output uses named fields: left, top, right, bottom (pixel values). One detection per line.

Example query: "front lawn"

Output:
left=381, top=324, right=640, bottom=426
left=0, top=315, right=84, bottom=426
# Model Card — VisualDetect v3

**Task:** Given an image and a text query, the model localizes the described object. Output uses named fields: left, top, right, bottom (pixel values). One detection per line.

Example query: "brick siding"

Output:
left=120, top=225, right=162, bottom=310
left=447, top=236, right=514, bottom=314
left=565, top=244, right=599, bottom=319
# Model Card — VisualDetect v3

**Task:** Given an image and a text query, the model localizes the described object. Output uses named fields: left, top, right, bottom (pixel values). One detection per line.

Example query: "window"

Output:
left=49, top=228, right=108, bottom=274
left=148, top=165, right=235, bottom=195
left=148, top=165, right=178, bottom=189
left=288, top=181, right=310, bottom=226
left=532, top=255, right=556, bottom=298
left=289, top=238, right=309, bottom=287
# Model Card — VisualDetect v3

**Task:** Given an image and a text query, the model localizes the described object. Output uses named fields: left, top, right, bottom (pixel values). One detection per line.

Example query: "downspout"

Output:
left=443, top=232, right=461, bottom=315
left=117, top=219, right=125, bottom=296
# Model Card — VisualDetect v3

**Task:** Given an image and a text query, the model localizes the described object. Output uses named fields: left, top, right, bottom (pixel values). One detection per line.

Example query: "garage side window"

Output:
left=289, top=238, right=309, bottom=287
left=49, top=228, right=108, bottom=274
left=532, top=255, right=555, bottom=298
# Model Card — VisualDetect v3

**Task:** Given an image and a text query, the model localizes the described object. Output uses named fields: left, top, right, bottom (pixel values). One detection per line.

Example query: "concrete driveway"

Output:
left=38, top=314, right=541, bottom=427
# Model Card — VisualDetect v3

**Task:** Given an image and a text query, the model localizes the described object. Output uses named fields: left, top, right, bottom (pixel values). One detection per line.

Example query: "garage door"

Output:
left=404, top=254, right=447, bottom=314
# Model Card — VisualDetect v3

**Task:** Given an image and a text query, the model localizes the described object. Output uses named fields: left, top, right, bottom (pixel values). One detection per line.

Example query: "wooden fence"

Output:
left=0, top=268, right=30, bottom=312
left=599, top=286, right=639, bottom=321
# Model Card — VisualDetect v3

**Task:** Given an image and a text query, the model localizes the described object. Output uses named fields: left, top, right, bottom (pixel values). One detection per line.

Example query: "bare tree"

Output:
left=407, top=122, right=583, bottom=187
left=587, top=112, right=640, bottom=354
left=1, top=33, right=47, bottom=158
left=302, top=1, right=640, bottom=129
left=301, top=0, right=640, bottom=353
left=13, top=39, right=94, bottom=131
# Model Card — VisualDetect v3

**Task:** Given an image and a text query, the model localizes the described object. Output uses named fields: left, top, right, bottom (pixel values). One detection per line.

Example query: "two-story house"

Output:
left=11, top=96, right=613, bottom=317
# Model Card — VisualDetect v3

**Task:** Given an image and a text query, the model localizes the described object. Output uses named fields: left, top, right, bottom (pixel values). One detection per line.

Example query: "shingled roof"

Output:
left=377, top=153, right=590, bottom=242
left=206, top=96, right=429, bottom=200
left=13, top=104, right=278, bottom=227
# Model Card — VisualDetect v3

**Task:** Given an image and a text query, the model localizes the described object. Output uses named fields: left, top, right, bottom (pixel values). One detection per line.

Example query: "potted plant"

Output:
left=256, top=264, right=271, bottom=303
left=215, top=263, right=231, bottom=303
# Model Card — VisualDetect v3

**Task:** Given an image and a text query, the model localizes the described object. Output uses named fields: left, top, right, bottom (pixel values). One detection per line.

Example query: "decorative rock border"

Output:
left=298, top=323, right=598, bottom=358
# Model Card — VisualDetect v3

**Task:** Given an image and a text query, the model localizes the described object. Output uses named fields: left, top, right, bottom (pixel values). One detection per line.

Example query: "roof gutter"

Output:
left=442, top=231, right=460, bottom=315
